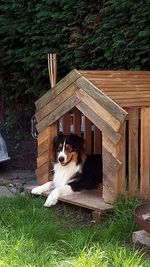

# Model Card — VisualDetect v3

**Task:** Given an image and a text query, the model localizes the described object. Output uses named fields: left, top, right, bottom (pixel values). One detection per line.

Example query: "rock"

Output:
left=133, top=230, right=150, bottom=247
left=0, top=186, right=14, bottom=198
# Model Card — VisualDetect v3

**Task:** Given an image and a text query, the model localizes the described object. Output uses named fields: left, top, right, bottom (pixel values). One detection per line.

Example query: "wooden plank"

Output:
left=76, top=88, right=121, bottom=132
left=38, top=139, right=49, bottom=156
left=35, top=162, right=50, bottom=185
left=38, top=128, right=51, bottom=145
left=77, top=102, right=121, bottom=144
left=35, top=69, right=81, bottom=111
left=36, top=95, right=80, bottom=133
left=90, top=79, right=150, bottom=83
left=140, top=107, right=150, bottom=197
left=74, top=108, right=81, bottom=136
left=35, top=84, right=78, bottom=123
left=102, top=146, right=122, bottom=203
left=103, top=147, right=121, bottom=178
left=63, top=112, right=71, bottom=134
left=84, top=117, right=92, bottom=154
left=37, top=151, right=49, bottom=168
left=114, top=123, right=127, bottom=195
left=42, top=189, right=112, bottom=212
left=94, top=127, right=102, bottom=154
left=128, top=109, right=139, bottom=195
left=79, top=70, right=150, bottom=78
left=75, top=77, right=127, bottom=124
left=102, top=136, right=115, bottom=155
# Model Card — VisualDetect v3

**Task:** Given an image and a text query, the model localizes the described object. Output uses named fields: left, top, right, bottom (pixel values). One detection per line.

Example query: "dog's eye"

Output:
left=57, top=148, right=61, bottom=152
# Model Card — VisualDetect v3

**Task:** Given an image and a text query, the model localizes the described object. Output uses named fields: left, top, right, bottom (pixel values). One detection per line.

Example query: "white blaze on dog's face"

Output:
left=53, top=134, right=84, bottom=166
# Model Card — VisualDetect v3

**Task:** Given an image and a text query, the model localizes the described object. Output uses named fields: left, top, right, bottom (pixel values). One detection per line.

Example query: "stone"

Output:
left=133, top=230, right=150, bottom=247
left=0, top=186, right=14, bottom=198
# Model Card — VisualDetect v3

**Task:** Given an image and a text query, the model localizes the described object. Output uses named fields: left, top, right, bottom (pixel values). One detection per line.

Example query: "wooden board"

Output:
left=36, top=95, right=80, bottom=133
left=94, top=127, right=102, bottom=154
left=35, top=69, right=81, bottom=111
left=140, top=107, right=150, bottom=197
left=63, top=112, right=71, bottom=134
left=27, top=186, right=113, bottom=212
left=35, top=162, right=50, bottom=185
left=76, top=88, right=121, bottom=132
left=73, top=108, right=81, bottom=136
left=37, top=150, right=49, bottom=169
left=114, top=123, right=127, bottom=195
left=84, top=117, right=92, bottom=154
left=128, top=109, right=139, bottom=195
left=75, top=76, right=127, bottom=123
left=77, top=101, right=121, bottom=144
left=102, top=143, right=122, bottom=203
left=38, top=139, right=49, bottom=156
left=35, top=84, right=77, bottom=123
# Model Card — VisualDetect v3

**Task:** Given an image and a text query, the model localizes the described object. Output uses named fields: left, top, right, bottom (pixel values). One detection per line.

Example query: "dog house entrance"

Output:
left=46, top=109, right=112, bottom=212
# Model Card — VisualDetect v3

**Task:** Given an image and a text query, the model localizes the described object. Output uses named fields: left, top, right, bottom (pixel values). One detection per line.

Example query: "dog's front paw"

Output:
left=44, top=194, right=58, bottom=207
left=31, top=186, right=43, bottom=195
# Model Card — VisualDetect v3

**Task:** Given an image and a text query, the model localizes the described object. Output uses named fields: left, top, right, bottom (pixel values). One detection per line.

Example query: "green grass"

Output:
left=0, top=195, right=149, bottom=267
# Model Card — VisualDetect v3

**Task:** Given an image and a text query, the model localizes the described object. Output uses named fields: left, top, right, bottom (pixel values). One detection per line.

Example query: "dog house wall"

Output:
left=35, top=70, right=150, bottom=202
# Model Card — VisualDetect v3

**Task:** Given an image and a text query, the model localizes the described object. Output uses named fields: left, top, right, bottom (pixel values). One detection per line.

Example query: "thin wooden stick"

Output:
left=53, top=53, right=57, bottom=86
left=48, top=53, right=57, bottom=88
left=48, top=54, right=52, bottom=86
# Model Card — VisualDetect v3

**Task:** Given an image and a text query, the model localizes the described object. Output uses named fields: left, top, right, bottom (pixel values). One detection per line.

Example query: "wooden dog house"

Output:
left=34, top=70, right=150, bottom=211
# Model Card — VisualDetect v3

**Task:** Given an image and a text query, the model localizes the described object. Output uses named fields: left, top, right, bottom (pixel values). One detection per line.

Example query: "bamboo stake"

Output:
left=48, top=53, right=57, bottom=88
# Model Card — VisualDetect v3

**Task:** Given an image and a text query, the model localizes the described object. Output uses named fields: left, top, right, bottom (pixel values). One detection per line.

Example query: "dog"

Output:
left=31, top=133, right=102, bottom=207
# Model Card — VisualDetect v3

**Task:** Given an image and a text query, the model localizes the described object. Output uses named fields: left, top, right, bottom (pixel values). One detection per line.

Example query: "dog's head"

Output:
left=52, top=133, right=84, bottom=166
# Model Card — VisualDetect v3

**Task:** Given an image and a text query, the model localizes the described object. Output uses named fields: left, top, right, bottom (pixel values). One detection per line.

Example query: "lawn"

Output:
left=0, top=195, right=149, bottom=267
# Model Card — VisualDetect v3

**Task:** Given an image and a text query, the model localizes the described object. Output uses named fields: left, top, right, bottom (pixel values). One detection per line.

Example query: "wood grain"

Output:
left=77, top=101, right=121, bottom=144
left=36, top=95, right=80, bottom=133
left=35, top=69, right=81, bottom=111
left=84, top=116, right=92, bottom=154
left=128, top=109, right=139, bottom=195
left=75, top=77, right=127, bottom=124
left=140, top=107, right=150, bottom=197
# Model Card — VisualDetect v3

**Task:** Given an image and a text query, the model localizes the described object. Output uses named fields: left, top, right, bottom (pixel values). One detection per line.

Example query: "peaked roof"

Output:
left=35, top=69, right=128, bottom=145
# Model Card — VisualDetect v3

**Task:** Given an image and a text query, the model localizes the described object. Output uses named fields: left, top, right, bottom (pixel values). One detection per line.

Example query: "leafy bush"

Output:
left=0, top=0, right=149, bottom=109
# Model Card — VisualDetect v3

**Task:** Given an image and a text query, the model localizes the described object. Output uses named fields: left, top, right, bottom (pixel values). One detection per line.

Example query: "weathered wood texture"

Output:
left=35, top=69, right=81, bottom=111
left=73, top=108, right=81, bottom=136
left=102, top=142, right=122, bottom=203
left=114, top=123, right=126, bottom=196
left=75, top=77, right=127, bottom=124
left=84, top=116, right=92, bottom=154
left=77, top=101, right=121, bottom=144
left=128, top=108, right=139, bottom=195
left=36, top=94, right=80, bottom=133
left=94, top=127, right=102, bottom=154
left=35, top=70, right=150, bottom=203
left=63, top=112, right=71, bottom=134
left=79, top=71, right=150, bottom=107
left=140, top=107, right=150, bottom=197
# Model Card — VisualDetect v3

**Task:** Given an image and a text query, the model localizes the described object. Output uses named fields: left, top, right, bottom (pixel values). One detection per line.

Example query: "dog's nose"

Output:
left=58, top=156, right=65, bottom=163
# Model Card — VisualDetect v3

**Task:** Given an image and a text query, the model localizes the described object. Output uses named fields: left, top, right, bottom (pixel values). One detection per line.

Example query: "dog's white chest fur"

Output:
left=53, top=162, right=80, bottom=188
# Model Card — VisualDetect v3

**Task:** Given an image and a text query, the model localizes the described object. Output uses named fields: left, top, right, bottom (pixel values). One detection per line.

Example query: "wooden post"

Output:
left=140, top=107, right=150, bottom=198
left=128, top=108, right=139, bottom=195
left=84, top=116, right=92, bottom=155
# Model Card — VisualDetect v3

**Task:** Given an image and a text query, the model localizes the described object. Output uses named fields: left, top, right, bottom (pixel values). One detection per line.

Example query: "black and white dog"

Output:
left=32, top=133, right=102, bottom=207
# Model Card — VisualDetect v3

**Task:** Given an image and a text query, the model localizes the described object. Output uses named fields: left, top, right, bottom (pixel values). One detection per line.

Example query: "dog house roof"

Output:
left=35, top=70, right=150, bottom=143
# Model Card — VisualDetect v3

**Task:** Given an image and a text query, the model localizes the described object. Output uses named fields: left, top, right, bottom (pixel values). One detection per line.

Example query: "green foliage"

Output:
left=0, top=0, right=149, bottom=107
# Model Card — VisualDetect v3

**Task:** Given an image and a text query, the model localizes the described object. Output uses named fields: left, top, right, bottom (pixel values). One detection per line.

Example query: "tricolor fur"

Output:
left=32, top=133, right=102, bottom=207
